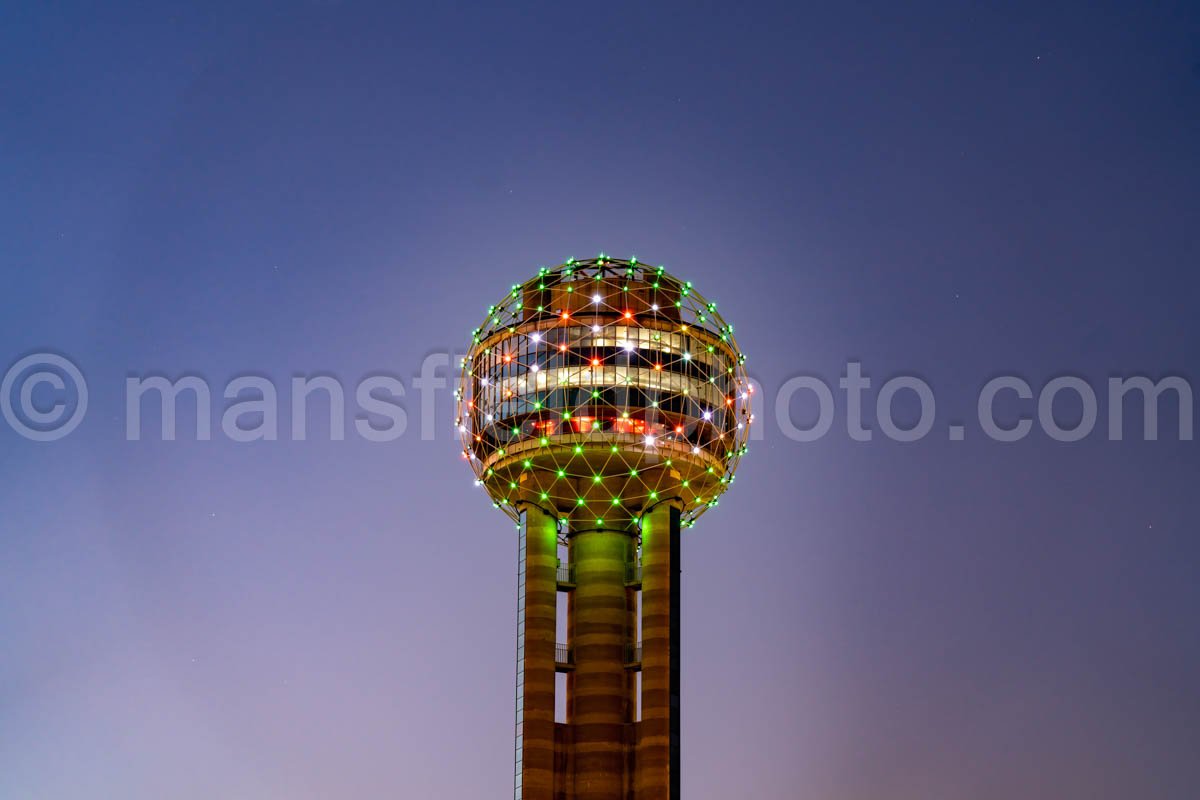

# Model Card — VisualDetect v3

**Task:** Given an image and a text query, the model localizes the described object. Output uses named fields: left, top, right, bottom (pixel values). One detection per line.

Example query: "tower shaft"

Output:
left=515, top=503, right=681, bottom=800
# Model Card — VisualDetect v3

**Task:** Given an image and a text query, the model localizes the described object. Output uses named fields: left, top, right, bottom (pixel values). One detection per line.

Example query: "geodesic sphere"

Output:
left=455, top=256, right=751, bottom=528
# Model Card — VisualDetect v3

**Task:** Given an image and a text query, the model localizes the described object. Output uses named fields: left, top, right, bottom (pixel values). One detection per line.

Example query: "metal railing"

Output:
left=556, top=563, right=575, bottom=585
left=625, top=642, right=643, bottom=666
left=555, top=643, right=574, bottom=666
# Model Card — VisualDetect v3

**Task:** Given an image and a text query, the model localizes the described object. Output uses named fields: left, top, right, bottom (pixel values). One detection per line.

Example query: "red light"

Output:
left=591, top=358, right=600, bottom=367
left=559, top=344, right=567, bottom=352
left=624, top=311, right=633, bottom=319
left=614, top=418, right=646, bottom=435
left=675, top=425, right=684, bottom=434
left=654, top=363, right=662, bottom=371
left=561, top=311, right=570, bottom=319
left=503, top=354, right=512, bottom=363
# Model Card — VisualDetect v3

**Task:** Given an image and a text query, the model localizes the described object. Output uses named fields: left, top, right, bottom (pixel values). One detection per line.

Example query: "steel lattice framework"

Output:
left=456, top=255, right=752, bottom=528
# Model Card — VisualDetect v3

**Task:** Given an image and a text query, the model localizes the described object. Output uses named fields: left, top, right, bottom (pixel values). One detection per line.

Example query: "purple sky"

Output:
left=2, top=3, right=1198, bottom=798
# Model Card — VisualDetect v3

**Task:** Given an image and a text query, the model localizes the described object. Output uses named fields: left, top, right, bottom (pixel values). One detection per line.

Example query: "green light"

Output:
left=629, top=469, right=638, bottom=476
left=509, top=482, right=517, bottom=489
left=557, top=469, right=566, bottom=478
left=611, top=498, right=621, bottom=506
left=540, top=437, right=549, bottom=446
left=610, top=445, right=618, bottom=454
left=577, top=497, right=586, bottom=506
left=512, top=427, right=520, bottom=436
left=649, top=491, right=658, bottom=500
left=681, top=480, right=690, bottom=487
left=593, top=475, right=602, bottom=484
left=534, top=402, right=542, bottom=410
left=523, top=460, right=532, bottom=469
left=574, top=445, right=583, bottom=455
left=540, top=492, right=549, bottom=501
left=592, top=390, right=600, bottom=398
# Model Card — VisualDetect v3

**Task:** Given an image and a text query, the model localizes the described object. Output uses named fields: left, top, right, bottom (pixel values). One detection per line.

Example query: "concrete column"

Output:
left=635, top=504, right=681, bottom=800
left=517, top=504, right=559, bottom=800
left=569, top=527, right=634, bottom=799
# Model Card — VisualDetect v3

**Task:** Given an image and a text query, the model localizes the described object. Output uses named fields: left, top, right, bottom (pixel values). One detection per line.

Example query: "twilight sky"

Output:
left=2, top=2, right=1199, bottom=798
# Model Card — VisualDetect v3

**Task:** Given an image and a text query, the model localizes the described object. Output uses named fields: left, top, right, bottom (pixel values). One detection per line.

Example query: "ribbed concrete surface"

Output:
left=568, top=529, right=635, bottom=799
left=518, top=504, right=559, bottom=800
left=635, top=504, right=680, bottom=800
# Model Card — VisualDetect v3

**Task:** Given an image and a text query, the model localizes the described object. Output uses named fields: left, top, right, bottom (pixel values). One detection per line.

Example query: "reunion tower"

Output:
left=456, top=255, right=752, bottom=800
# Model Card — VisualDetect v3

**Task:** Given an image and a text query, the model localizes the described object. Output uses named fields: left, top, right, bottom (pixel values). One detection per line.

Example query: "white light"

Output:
left=683, top=352, right=691, bottom=361
left=651, top=304, right=659, bottom=311
left=692, top=446, right=701, bottom=455
left=592, top=293, right=602, bottom=303
left=622, top=341, right=635, bottom=352
left=481, top=377, right=490, bottom=385
left=644, top=435, right=656, bottom=447
left=592, top=324, right=601, bottom=333
left=702, top=410, right=712, bottom=421
left=531, top=332, right=542, bottom=343
left=530, top=364, right=539, bottom=373
left=485, top=414, right=493, bottom=422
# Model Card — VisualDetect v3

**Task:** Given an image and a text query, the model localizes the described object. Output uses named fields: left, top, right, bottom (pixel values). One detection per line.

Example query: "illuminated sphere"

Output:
left=455, top=256, right=751, bottom=528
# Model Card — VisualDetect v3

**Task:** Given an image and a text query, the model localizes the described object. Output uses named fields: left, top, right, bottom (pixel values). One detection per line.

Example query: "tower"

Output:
left=456, top=256, right=752, bottom=799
